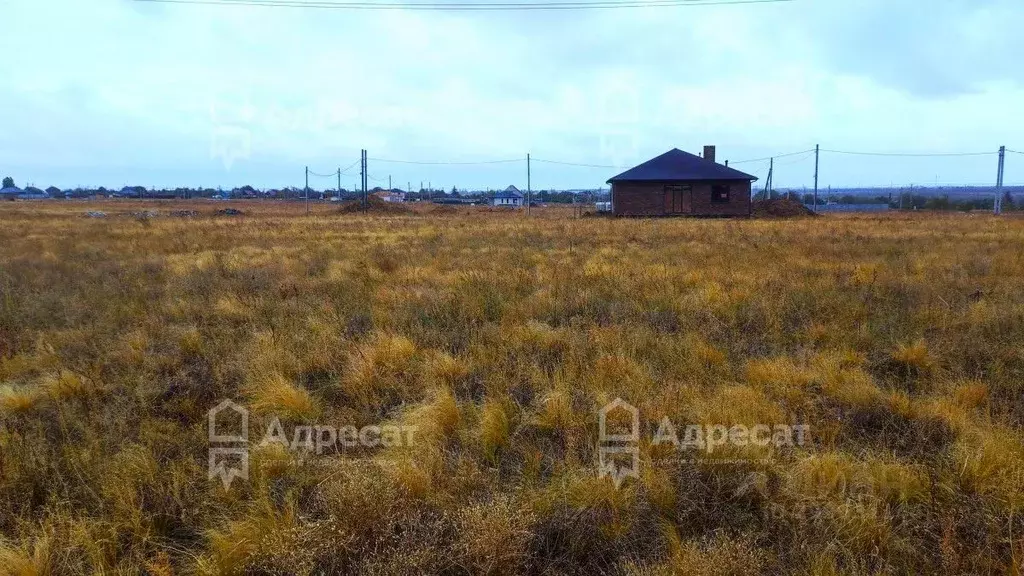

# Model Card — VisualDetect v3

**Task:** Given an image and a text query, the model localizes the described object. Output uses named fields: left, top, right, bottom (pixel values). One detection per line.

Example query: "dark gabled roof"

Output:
left=607, top=148, right=758, bottom=183
left=494, top=185, right=523, bottom=199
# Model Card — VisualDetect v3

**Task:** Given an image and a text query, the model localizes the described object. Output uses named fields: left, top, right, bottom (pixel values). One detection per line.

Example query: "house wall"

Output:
left=613, top=180, right=751, bottom=217
left=611, top=182, right=664, bottom=216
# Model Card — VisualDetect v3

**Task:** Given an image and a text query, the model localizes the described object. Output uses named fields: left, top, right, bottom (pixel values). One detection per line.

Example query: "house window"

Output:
left=712, top=184, right=731, bottom=204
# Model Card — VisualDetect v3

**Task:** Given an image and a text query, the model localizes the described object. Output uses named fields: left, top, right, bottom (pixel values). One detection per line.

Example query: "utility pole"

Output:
left=337, top=168, right=341, bottom=201
left=305, top=166, right=309, bottom=215
left=360, top=149, right=367, bottom=211
left=995, top=145, right=1006, bottom=215
left=527, top=153, right=532, bottom=215
left=389, top=175, right=392, bottom=191
left=764, top=157, right=773, bottom=199
left=812, top=144, right=820, bottom=213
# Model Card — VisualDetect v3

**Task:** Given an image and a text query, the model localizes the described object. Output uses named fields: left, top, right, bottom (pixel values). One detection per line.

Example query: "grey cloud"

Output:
left=805, top=0, right=1024, bottom=97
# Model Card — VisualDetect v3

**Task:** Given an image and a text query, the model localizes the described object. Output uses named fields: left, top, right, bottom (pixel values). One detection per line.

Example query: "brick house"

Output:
left=607, top=146, right=757, bottom=217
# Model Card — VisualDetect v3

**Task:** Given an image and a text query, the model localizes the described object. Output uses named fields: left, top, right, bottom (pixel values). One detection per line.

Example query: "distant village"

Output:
left=3, top=181, right=1018, bottom=213
left=3, top=144, right=1020, bottom=216
left=0, top=178, right=606, bottom=207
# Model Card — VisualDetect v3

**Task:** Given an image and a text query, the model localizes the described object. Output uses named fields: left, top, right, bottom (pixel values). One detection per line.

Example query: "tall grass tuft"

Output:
left=1, top=203, right=1023, bottom=572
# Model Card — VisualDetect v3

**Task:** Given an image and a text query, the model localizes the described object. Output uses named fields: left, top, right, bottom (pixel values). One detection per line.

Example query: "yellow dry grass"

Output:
left=2, top=200, right=1024, bottom=573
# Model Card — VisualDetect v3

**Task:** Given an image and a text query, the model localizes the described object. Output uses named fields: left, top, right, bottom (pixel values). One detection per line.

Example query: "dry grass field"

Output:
left=2, top=200, right=1024, bottom=574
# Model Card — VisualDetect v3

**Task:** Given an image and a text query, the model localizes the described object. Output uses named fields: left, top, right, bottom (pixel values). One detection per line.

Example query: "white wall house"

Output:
left=374, top=190, right=406, bottom=203
left=492, top=185, right=523, bottom=207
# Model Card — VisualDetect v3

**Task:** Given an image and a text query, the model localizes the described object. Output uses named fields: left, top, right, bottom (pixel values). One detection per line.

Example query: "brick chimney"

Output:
left=703, top=145, right=716, bottom=164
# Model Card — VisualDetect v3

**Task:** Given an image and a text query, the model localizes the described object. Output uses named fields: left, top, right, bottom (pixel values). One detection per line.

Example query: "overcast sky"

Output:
left=2, top=0, right=1023, bottom=191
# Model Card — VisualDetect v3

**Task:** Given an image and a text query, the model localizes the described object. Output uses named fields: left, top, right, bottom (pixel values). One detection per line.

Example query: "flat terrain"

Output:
left=2, top=201, right=1024, bottom=574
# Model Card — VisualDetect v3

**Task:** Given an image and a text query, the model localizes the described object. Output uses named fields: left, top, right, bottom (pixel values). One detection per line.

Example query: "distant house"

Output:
left=373, top=189, right=406, bottom=203
left=232, top=185, right=259, bottom=199
left=0, top=185, right=22, bottom=200
left=19, top=186, right=49, bottom=200
left=114, top=186, right=143, bottom=198
left=607, top=146, right=758, bottom=217
left=493, top=186, right=523, bottom=208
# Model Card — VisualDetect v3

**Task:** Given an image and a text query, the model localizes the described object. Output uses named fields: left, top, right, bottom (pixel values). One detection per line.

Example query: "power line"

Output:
left=135, top=0, right=793, bottom=10
left=299, top=145, right=1022, bottom=191
left=340, top=159, right=362, bottom=175
left=368, top=157, right=523, bottom=165
left=729, top=149, right=816, bottom=165
left=532, top=158, right=628, bottom=169
left=353, top=146, right=1003, bottom=170
left=308, top=169, right=338, bottom=177
left=821, top=148, right=997, bottom=158
left=778, top=183, right=1024, bottom=189
left=537, top=149, right=816, bottom=168
left=775, top=150, right=816, bottom=166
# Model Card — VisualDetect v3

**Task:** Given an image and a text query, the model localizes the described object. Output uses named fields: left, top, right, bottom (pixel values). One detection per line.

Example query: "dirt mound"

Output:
left=215, top=208, right=245, bottom=216
left=337, top=196, right=414, bottom=215
left=752, top=198, right=817, bottom=218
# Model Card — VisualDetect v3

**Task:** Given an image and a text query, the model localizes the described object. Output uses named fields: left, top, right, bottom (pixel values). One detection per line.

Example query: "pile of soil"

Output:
left=751, top=198, right=817, bottom=218
left=215, top=208, right=245, bottom=216
left=337, top=196, right=413, bottom=215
